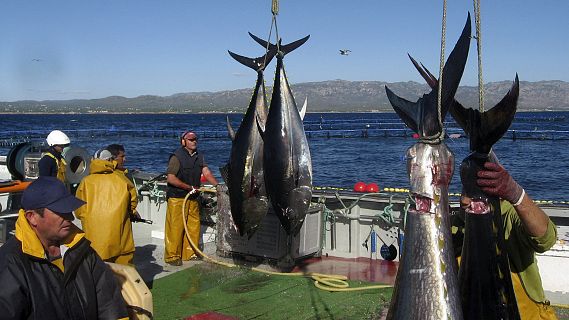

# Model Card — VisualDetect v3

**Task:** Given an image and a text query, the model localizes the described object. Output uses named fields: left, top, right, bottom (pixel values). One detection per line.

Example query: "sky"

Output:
left=1, top=1, right=568, bottom=102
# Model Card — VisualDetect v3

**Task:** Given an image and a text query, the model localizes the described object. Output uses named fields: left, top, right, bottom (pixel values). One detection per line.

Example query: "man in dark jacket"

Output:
left=0, top=176, right=128, bottom=320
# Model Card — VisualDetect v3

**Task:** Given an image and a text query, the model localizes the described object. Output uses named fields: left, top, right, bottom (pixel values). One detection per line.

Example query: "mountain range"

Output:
left=2, top=79, right=568, bottom=113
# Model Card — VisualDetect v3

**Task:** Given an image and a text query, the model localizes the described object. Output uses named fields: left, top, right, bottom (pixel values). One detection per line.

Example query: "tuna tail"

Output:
left=451, top=75, right=519, bottom=154
left=385, top=12, right=471, bottom=136
left=227, top=47, right=277, bottom=72
left=248, top=32, right=310, bottom=57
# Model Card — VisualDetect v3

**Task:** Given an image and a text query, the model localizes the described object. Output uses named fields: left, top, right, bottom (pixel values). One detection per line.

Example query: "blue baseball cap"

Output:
left=21, top=176, right=85, bottom=214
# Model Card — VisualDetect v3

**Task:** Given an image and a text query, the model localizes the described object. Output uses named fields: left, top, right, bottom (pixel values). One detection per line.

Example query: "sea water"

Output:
left=1, top=112, right=567, bottom=202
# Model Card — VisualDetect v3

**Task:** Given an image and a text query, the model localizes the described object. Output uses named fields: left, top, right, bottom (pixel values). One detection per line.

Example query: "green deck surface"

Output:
left=151, top=264, right=392, bottom=319
left=151, top=263, right=569, bottom=320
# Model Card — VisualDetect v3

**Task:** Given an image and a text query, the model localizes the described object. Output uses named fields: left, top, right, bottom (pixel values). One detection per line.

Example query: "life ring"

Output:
left=63, top=146, right=91, bottom=184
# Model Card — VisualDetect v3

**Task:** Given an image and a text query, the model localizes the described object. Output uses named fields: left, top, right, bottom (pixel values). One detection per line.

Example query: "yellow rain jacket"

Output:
left=75, top=159, right=137, bottom=261
left=43, top=152, right=67, bottom=183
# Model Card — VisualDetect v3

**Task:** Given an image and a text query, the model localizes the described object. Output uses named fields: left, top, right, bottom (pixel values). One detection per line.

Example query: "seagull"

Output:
left=339, top=49, right=351, bottom=56
left=31, top=58, right=42, bottom=62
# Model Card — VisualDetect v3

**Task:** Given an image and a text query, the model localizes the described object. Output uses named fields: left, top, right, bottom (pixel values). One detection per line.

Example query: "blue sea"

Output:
left=1, top=112, right=568, bottom=202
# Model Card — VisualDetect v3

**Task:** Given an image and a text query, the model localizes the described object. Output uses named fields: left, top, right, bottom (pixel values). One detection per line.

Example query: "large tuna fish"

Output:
left=408, top=39, right=521, bottom=320
left=384, top=14, right=470, bottom=320
left=220, top=48, right=276, bottom=237
left=249, top=33, right=312, bottom=235
left=452, top=78, right=520, bottom=320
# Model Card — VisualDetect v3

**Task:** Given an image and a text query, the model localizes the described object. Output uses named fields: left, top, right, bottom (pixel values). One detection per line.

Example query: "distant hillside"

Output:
left=2, top=79, right=568, bottom=113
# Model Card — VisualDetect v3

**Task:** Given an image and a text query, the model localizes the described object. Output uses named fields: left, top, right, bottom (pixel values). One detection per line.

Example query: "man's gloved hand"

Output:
left=477, top=162, right=523, bottom=204
left=188, top=186, right=198, bottom=195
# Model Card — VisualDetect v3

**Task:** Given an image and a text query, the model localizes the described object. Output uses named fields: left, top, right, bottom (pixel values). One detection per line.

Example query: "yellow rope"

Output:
left=181, top=190, right=392, bottom=292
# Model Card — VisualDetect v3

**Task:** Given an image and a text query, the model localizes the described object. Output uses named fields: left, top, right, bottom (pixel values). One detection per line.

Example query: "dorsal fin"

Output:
left=299, top=97, right=307, bottom=120
left=226, top=116, right=235, bottom=141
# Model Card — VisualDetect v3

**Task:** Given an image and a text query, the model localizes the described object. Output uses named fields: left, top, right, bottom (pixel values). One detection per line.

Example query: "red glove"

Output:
left=476, top=162, right=523, bottom=204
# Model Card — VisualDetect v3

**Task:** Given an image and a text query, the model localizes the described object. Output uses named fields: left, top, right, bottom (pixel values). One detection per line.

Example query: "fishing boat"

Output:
left=1, top=143, right=568, bottom=316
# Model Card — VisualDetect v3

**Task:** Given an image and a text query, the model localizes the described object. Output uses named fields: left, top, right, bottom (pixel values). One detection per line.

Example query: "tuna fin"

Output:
left=226, top=116, right=235, bottom=141
left=452, top=75, right=519, bottom=153
left=255, top=112, right=266, bottom=140
left=227, top=48, right=277, bottom=72
left=299, top=97, right=307, bottom=120
left=435, top=12, right=471, bottom=116
left=408, top=53, right=437, bottom=88
left=385, top=85, right=420, bottom=133
left=248, top=32, right=310, bottom=57
left=219, top=164, right=230, bottom=185
left=386, top=12, right=471, bottom=136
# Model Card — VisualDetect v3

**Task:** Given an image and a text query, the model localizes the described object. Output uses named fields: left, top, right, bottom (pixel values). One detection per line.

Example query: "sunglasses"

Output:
left=185, top=138, right=198, bottom=142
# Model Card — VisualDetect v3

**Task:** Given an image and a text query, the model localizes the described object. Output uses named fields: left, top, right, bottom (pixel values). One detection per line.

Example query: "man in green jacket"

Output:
left=0, top=176, right=128, bottom=319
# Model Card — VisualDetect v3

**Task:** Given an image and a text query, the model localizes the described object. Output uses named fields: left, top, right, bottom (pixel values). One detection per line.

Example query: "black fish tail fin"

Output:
left=227, top=48, right=277, bottom=72
left=437, top=12, right=471, bottom=112
left=385, top=85, right=420, bottom=133
left=386, top=13, right=471, bottom=135
left=248, top=32, right=310, bottom=57
left=451, top=75, right=519, bottom=153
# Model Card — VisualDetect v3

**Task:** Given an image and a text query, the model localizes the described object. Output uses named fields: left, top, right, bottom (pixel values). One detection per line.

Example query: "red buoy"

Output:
left=366, top=183, right=380, bottom=193
left=200, top=174, right=207, bottom=183
left=412, top=133, right=420, bottom=139
left=353, top=182, right=366, bottom=192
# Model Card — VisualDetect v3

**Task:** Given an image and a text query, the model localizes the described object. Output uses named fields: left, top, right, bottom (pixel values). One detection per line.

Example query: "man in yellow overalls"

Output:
left=38, top=130, right=70, bottom=183
left=164, top=131, right=218, bottom=266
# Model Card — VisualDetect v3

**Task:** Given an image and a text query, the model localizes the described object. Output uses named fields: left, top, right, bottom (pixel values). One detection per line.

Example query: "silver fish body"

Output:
left=222, top=50, right=276, bottom=237
left=263, top=53, right=312, bottom=235
left=387, top=142, right=462, bottom=320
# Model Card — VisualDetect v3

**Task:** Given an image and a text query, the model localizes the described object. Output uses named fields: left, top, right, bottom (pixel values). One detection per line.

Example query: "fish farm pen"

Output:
left=1, top=123, right=568, bottom=147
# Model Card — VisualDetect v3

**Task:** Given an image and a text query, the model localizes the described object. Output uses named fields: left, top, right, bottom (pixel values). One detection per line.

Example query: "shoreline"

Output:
left=0, top=110, right=566, bottom=115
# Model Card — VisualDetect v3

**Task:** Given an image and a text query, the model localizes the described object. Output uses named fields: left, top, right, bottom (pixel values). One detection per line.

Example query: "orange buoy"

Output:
left=353, top=182, right=366, bottom=192
left=412, top=133, right=420, bottom=139
left=366, top=183, right=379, bottom=193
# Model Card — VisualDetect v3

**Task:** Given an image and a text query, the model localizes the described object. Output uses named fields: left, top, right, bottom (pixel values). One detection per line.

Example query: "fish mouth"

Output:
left=412, top=194, right=434, bottom=214
left=464, top=198, right=490, bottom=215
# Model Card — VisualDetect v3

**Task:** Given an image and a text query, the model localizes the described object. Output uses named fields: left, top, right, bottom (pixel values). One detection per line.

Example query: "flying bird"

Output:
left=339, top=49, right=351, bottom=56
left=31, top=58, right=42, bottom=62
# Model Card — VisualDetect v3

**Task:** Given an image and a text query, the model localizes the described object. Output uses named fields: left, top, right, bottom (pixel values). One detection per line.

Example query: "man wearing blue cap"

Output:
left=0, top=176, right=128, bottom=319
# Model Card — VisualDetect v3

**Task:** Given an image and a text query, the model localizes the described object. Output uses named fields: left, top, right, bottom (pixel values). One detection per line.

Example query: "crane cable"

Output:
left=263, top=0, right=281, bottom=68
left=420, top=0, right=447, bottom=145
left=473, top=0, right=485, bottom=112
left=179, top=189, right=391, bottom=292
